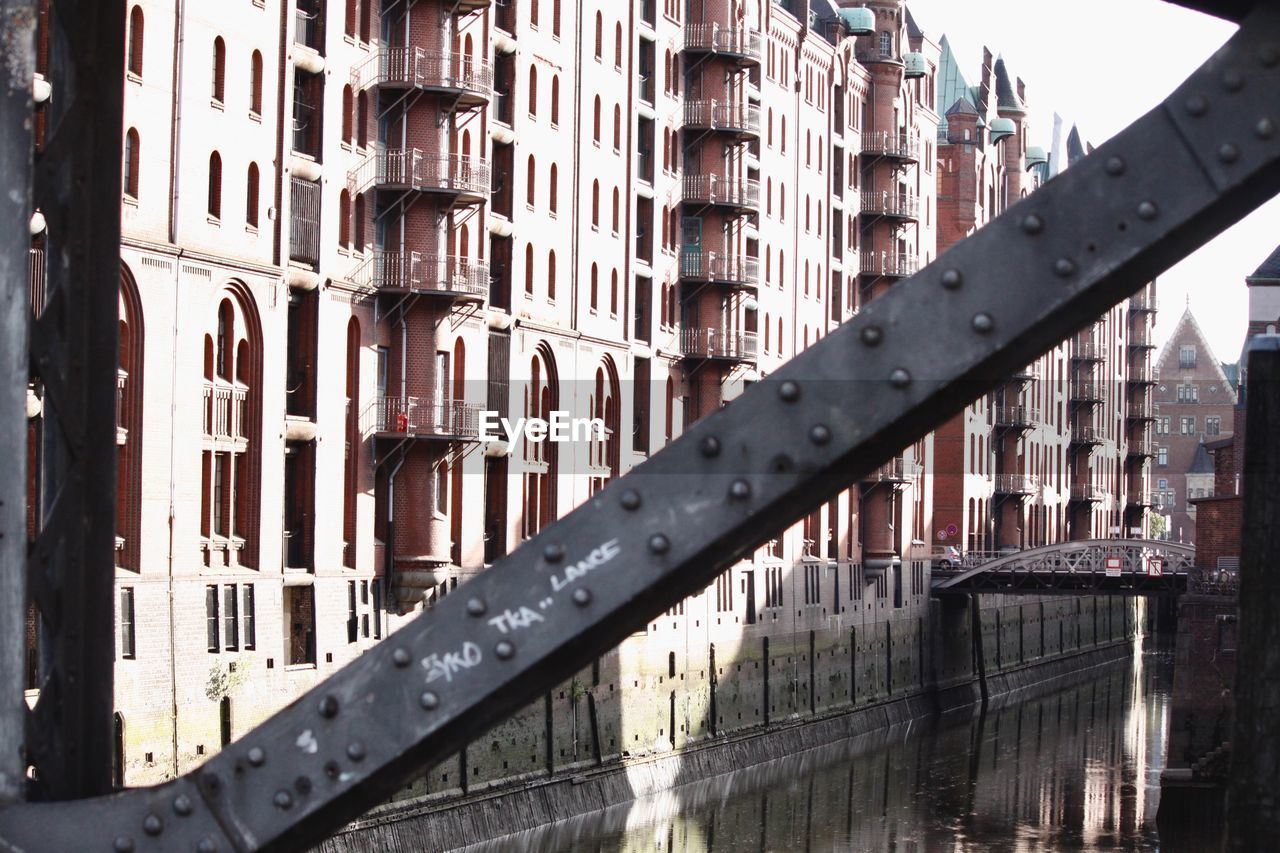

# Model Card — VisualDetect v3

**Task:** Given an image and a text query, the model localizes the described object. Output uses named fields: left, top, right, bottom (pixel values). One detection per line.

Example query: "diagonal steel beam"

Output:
left=5, top=3, right=1280, bottom=851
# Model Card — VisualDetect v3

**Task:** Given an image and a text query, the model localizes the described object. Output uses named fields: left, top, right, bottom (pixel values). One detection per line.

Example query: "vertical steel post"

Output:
left=0, top=0, right=36, bottom=806
left=23, top=0, right=125, bottom=799
left=1229, top=337, right=1280, bottom=850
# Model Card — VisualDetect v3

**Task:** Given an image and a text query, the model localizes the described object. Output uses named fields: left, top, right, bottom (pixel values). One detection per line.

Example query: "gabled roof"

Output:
left=1187, top=440, right=1215, bottom=475
left=946, top=97, right=979, bottom=117
left=993, top=57, right=1026, bottom=114
left=1246, top=243, right=1280, bottom=283
left=1155, top=307, right=1240, bottom=404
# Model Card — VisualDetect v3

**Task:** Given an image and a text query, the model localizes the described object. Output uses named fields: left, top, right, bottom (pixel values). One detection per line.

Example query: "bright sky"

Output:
left=905, top=0, right=1279, bottom=365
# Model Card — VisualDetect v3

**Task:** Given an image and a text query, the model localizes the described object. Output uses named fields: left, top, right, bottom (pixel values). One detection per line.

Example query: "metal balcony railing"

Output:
left=348, top=148, right=490, bottom=197
left=994, top=404, right=1040, bottom=429
left=683, top=24, right=763, bottom=62
left=1070, top=380, right=1104, bottom=402
left=859, top=252, right=918, bottom=278
left=203, top=382, right=248, bottom=441
left=362, top=397, right=483, bottom=439
left=1010, top=363, right=1040, bottom=381
left=1128, top=490, right=1154, bottom=506
left=1070, top=483, right=1106, bottom=502
left=678, top=328, right=759, bottom=360
left=682, top=173, right=760, bottom=210
left=861, top=131, right=920, bottom=161
left=862, top=456, right=916, bottom=483
left=859, top=190, right=919, bottom=219
left=682, top=99, right=761, bottom=136
left=1129, top=327, right=1155, bottom=347
left=1129, top=295, right=1159, bottom=313
left=352, top=251, right=489, bottom=298
left=352, top=47, right=493, bottom=100
left=677, top=251, right=759, bottom=287
left=1128, top=399, right=1155, bottom=419
left=993, top=474, right=1039, bottom=495
left=1070, top=425, right=1102, bottom=444
left=1071, top=340, right=1105, bottom=361
left=1128, top=363, right=1157, bottom=384
left=1128, top=438, right=1156, bottom=457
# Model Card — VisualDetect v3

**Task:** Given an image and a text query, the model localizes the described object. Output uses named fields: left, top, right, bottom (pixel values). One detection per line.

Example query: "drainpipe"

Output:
left=165, top=247, right=184, bottom=776
left=167, top=0, right=187, bottom=243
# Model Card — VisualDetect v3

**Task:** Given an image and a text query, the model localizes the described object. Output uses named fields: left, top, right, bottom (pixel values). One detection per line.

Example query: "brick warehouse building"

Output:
left=22, top=0, right=1147, bottom=792
left=1151, top=308, right=1237, bottom=542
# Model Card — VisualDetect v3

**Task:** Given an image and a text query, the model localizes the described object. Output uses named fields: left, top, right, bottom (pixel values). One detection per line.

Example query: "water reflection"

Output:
left=464, top=648, right=1222, bottom=852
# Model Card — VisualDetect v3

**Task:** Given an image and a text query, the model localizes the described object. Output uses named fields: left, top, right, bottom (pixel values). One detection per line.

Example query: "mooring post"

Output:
left=1228, top=337, right=1280, bottom=850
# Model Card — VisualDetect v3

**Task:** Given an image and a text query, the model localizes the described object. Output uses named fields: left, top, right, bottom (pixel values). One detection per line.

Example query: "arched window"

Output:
left=611, top=187, right=620, bottom=233
left=524, top=244, right=534, bottom=294
left=615, top=23, right=623, bottom=68
left=528, top=65, right=538, bottom=116
left=764, top=314, right=770, bottom=352
left=245, top=162, right=259, bottom=227
left=780, top=116, right=786, bottom=152
left=766, top=178, right=771, bottom=216
left=591, top=180, right=600, bottom=227
left=207, top=151, right=222, bottom=218
left=660, top=283, right=669, bottom=327
left=124, top=129, right=140, bottom=198
left=613, top=104, right=621, bottom=150
left=594, top=12, right=603, bottom=59
left=593, top=96, right=601, bottom=143
left=590, top=263, right=598, bottom=309
left=610, top=269, right=618, bottom=315
left=338, top=189, right=351, bottom=247
left=779, top=250, right=785, bottom=289
left=345, top=0, right=357, bottom=37
left=551, top=75, right=559, bottom=124
left=250, top=50, right=263, bottom=114
left=547, top=249, right=556, bottom=300
left=212, top=37, right=226, bottom=102
left=777, top=317, right=784, bottom=354
left=117, top=267, right=145, bottom=572
left=548, top=162, right=558, bottom=213
left=804, top=260, right=810, bottom=295
left=765, top=249, right=771, bottom=284
left=526, top=155, right=536, bottom=206
left=341, top=86, right=353, bottom=143
left=779, top=184, right=786, bottom=222
left=128, top=6, right=144, bottom=77
left=806, top=130, right=811, bottom=166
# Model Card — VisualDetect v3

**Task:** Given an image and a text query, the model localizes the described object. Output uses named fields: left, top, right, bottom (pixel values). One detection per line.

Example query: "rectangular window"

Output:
left=206, top=585, right=219, bottom=653
left=285, top=586, right=317, bottom=666
left=1157, top=447, right=1168, bottom=466
left=119, top=588, right=136, bottom=660
left=1157, top=417, right=1170, bottom=435
left=212, top=453, right=227, bottom=536
left=1179, top=345, right=1197, bottom=369
left=372, top=580, right=383, bottom=639
left=223, top=585, right=239, bottom=651
left=242, top=585, right=256, bottom=650
left=347, top=580, right=358, bottom=644
left=1181, top=416, right=1196, bottom=435
left=715, top=571, right=733, bottom=612
left=1206, top=416, right=1221, bottom=436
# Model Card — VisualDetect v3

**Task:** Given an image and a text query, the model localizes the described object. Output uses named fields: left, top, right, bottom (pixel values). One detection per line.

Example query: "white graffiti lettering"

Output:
left=487, top=606, right=546, bottom=635
left=549, top=539, right=622, bottom=593
left=421, top=641, right=483, bottom=684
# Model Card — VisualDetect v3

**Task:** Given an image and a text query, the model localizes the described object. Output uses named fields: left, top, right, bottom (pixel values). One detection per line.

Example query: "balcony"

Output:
left=1128, top=490, right=1155, bottom=507
left=352, top=48, right=492, bottom=107
left=1128, top=438, right=1156, bottom=458
left=683, top=99, right=761, bottom=138
left=682, top=173, right=760, bottom=212
left=862, top=456, right=915, bottom=484
left=1127, top=364, right=1157, bottom=385
left=1129, top=327, right=1156, bottom=349
left=1070, top=483, right=1106, bottom=503
left=1070, top=380, right=1104, bottom=403
left=1010, top=364, right=1040, bottom=382
left=859, top=252, right=919, bottom=279
left=678, top=251, right=759, bottom=289
left=1129, top=296, right=1159, bottom=313
left=683, top=23, right=762, bottom=65
left=363, top=397, right=483, bottom=441
left=203, top=382, right=248, bottom=443
left=859, top=190, right=919, bottom=220
left=1127, top=399, right=1155, bottom=420
left=994, top=404, right=1040, bottom=430
left=1070, top=425, right=1102, bottom=446
left=1071, top=340, right=1105, bottom=362
left=454, top=0, right=491, bottom=10
left=678, top=328, right=758, bottom=362
left=861, top=131, right=920, bottom=162
left=348, top=148, right=489, bottom=202
left=352, top=251, right=488, bottom=300
left=993, top=474, right=1039, bottom=496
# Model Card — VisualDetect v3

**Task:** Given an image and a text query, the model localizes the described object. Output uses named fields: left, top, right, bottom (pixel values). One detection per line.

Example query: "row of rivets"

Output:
left=318, top=695, right=339, bottom=718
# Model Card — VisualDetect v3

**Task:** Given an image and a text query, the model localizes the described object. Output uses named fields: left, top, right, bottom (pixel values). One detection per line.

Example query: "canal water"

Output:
left=466, top=644, right=1224, bottom=852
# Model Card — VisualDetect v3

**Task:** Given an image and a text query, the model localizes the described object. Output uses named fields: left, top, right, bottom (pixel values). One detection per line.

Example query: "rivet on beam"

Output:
left=729, top=480, right=751, bottom=500
left=1185, top=95, right=1208, bottom=116
left=860, top=325, right=884, bottom=345
left=420, top=691, right=440, bottom=710
left=466, top=597, right=487, bottom=617
left=809, top=425, right=832, bottom=446
left=649, top=534, right=671, bottom=555
left=495, top=641, right=516, bottom=660
left=1055, top=258, right=1077, bottom=278
left=543, top=543, right=566, bottom=563
left=620, top=490, right=642, bottom=511
left=972, top=313, right=994, bottom=334
left=778, top=380, right=801, bottom=402
left=572, top=588, right=592, bottom=607
left=700, top=436, right=721, bottom=458
left=940, top=269, right=962, bottom=289
left=1218, top=143, right=1240, bottom=164
left=1137, top=201, right=1158, bottom=221
left=889, top=369, right=911, bottom=389
left=318, top=696, right=339, bottom=718
left=1021, top=214, right=1044, bottom=235
left=1105, top=156, right=1126, bottom=176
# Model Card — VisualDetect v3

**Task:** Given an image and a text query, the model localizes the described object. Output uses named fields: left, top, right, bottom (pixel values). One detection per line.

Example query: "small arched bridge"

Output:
left=932, top=539, right=1196, bottom=595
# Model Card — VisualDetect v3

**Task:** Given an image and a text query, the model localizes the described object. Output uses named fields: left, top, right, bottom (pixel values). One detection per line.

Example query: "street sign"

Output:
left=1147, top=556, right=1165, bottom=577
left=1106, top=556, right=1123, bottom=578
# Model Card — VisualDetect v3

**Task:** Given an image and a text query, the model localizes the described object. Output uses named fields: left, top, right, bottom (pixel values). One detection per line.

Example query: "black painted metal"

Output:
left=23, top=0, right=125, bottom=801
left=1167, top=0, right=1255, bottom=22
left=0, top=0, right=37, bottom=806
left=935, top=571, right=1189, bottom=596
left=3, top=1, right=1280, bottom=851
